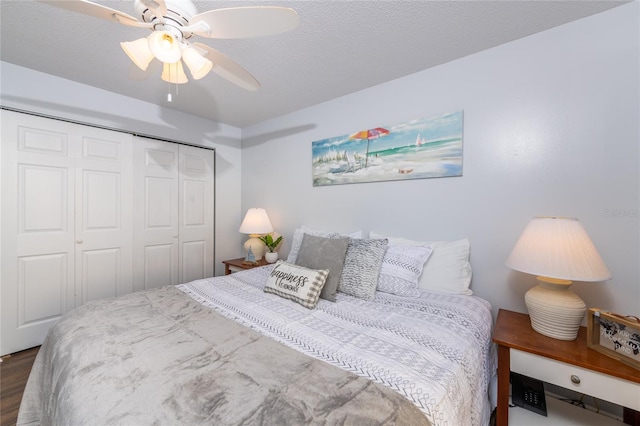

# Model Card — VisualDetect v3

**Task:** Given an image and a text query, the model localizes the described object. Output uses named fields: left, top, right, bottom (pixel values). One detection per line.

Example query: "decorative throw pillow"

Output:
left=263, top=261, right=329, bottom=309
left=295, top=234, right=350, bottom=302
left=369, top=231, right=473, bottom=295
left=377, top=244, right=433, bottom=297
left=286, top=225, right=363, bottom=263
left=339, top=238, right=388, bottom=301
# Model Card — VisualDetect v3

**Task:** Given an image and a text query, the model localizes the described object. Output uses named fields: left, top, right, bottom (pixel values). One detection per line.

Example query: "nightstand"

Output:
left=222, top=257, right=268, bottom=275
left=493, top=309, right=640, bottom=426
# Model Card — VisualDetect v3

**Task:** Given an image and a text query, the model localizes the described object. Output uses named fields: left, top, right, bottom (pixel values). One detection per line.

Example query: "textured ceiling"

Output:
left=0, top=0, right=627, bottom=128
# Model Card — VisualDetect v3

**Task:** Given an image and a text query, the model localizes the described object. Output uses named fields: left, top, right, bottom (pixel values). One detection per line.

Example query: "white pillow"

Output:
left=263, top=261, right=329, bottom=309
left=287, top=225, right=363, bottom=263
left=369, top=231, right=473, bottom=295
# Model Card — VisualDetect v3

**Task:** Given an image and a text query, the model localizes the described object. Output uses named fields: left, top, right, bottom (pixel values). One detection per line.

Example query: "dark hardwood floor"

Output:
left=1, top=347, right=39, bottom=426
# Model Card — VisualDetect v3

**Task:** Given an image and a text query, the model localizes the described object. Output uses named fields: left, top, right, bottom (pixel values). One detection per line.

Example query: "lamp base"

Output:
left=525, top=277, right=586, bottom=340
left=244, top=235, right=266, bottom=260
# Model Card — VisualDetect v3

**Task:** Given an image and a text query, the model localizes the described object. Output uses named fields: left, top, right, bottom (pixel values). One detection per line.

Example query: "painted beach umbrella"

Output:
left=348, top=127, right=390, bottom=167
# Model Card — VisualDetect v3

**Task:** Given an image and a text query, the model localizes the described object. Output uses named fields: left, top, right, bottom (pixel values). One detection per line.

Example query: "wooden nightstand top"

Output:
left=493, top=309, right=639, bottom=384
left=222, top=257, right=268, bottom=275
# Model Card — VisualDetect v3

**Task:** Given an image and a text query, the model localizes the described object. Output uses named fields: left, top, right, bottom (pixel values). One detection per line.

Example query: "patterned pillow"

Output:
left=286, top=225, right=363, bottom=263
left=377, top=245, right=433, bottom=297
left=263, top=261, right=329, bottom=309
left=338, top=238, right=388, bottom=301
left=370, top=232, right=473, bottom=295
left=295, top=234, right=350, bottom=302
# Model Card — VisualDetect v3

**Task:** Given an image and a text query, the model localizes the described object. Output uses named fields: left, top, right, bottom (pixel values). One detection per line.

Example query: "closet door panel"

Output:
left=179, top=145, right=214, bottom=283
left=182, top=241, right=206, bottom=283
left=18, top=253, right=69, bottom=324
left=144, top=244, right=175, bottom=288
left=146, top=177, right=174, bottom=227
left=75, top=127, right=133, bottom=303
left=17, top=164, right=71, bottom=252
left=183, top=179, right=206, bottom=226
left=18, top=125, right=69, bottom=156
left=82, top=170, right=120, bottom=229
left=82, top=248, right=120, bottom=302
left=1, top=111, right=76, bottom=355
left=133, top=138, right=179, bottom=291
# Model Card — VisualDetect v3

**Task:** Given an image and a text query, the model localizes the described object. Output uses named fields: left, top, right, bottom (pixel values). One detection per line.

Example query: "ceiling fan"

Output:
left=38, top=0, right=299, bottom=91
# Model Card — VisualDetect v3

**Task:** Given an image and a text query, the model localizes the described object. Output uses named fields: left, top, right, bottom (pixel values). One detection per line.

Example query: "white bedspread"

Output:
left=178, top=265, right=496, bottom=426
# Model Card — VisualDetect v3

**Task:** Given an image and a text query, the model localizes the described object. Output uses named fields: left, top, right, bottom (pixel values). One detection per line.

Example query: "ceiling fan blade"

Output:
left=193, top=43, right=260, bottom=91
left=189, top=6, right=298, bottom=39
left=36, top=0, right=144, bottom=27
left=138, top=0, right=167, bottom=20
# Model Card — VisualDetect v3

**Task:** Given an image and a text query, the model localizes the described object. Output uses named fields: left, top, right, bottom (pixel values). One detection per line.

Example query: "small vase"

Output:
left=265, top=252, right=279, bottom=263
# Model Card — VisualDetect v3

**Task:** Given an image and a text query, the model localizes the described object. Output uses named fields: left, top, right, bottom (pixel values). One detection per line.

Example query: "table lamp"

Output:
left=506, top=216, right=611, bottom=340
left=239, top=208, right=273, bottom=261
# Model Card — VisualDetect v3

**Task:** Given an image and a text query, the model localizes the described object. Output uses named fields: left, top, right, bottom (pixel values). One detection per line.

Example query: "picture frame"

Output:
left=311, top=110, right=463, bottom=187
left=587, top=308, right=640, bottom=370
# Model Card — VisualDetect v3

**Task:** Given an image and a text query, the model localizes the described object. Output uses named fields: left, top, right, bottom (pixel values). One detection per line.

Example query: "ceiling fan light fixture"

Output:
left=148, top=30, right=182, bottom=63
left=181, top=46, right=213, bottom=80
left=120, top=38, right=155, bottom=71
left=40, top=0, right=300, bottom=91
left=161, top=61, right=189, bottom=84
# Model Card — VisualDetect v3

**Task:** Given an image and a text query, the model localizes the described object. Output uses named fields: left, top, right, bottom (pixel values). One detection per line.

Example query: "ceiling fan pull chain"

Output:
left=166, top=64, right=176, bottom=102
left=167, top=66, right=172, bottom=102
left=167, top=79, right=179, bottom=102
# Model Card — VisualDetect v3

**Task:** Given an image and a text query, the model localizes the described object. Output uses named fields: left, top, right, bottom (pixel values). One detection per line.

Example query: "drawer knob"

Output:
left=571, top=375, right=581, bottom=384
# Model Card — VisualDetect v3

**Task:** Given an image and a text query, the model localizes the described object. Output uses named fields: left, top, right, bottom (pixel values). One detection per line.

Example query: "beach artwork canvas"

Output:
left=312, top=110, right=463, bottom=187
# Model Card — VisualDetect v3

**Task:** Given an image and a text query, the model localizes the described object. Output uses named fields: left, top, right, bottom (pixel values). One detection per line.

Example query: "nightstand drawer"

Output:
left=511, top=349, right=640, bottom=411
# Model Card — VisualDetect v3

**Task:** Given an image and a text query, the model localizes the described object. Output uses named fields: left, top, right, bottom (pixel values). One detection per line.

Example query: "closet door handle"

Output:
left=76, top=239, right=83, bottom=244
left=173, top=234, right=178, bottom=238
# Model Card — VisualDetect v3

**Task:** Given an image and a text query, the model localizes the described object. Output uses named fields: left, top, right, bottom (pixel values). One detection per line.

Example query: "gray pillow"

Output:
left=295, top=234, right=349, bottom=302
left=339, top=238, right=388, bottom=300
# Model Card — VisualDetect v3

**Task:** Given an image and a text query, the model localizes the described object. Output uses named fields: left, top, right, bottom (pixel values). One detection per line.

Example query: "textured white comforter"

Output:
left=179, top=265, right=497, bottom=426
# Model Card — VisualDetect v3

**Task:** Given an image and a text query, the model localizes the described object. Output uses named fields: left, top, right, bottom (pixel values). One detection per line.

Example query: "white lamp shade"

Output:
left=182, top=46, right=213, bottom=80
left=239, top=208, right=273, bottom=234
left=148, top=31, right=182, bottom=63
left=506, top=216, right=611, bottom=282
left=121, top=38, right=155, bottom=71
left=507, top=216, right=611, bottom=340
left=161, top=61, right=188, bottom=84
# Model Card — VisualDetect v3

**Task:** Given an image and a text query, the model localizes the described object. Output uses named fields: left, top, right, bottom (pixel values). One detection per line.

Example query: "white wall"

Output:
left=0, top=62, right=243, bottom=276
left=241, top=3, right=639, bottom=319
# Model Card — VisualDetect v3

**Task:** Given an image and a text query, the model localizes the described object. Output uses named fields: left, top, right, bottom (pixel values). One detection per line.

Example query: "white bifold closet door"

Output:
left=133, top=137, right=214, bottom=291
left=1, top=113, right=215, bottom=356
left=133, top=138, right=179, bottom=289
left=1, top=110, right=134, bottom=355
left=134, top=138, right=214, bottom=290
left=178, top=144, right=215, bottom=283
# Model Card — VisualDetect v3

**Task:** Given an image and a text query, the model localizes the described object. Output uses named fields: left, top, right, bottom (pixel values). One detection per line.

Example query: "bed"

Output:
left=18, top=229, right=497, bottom=426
